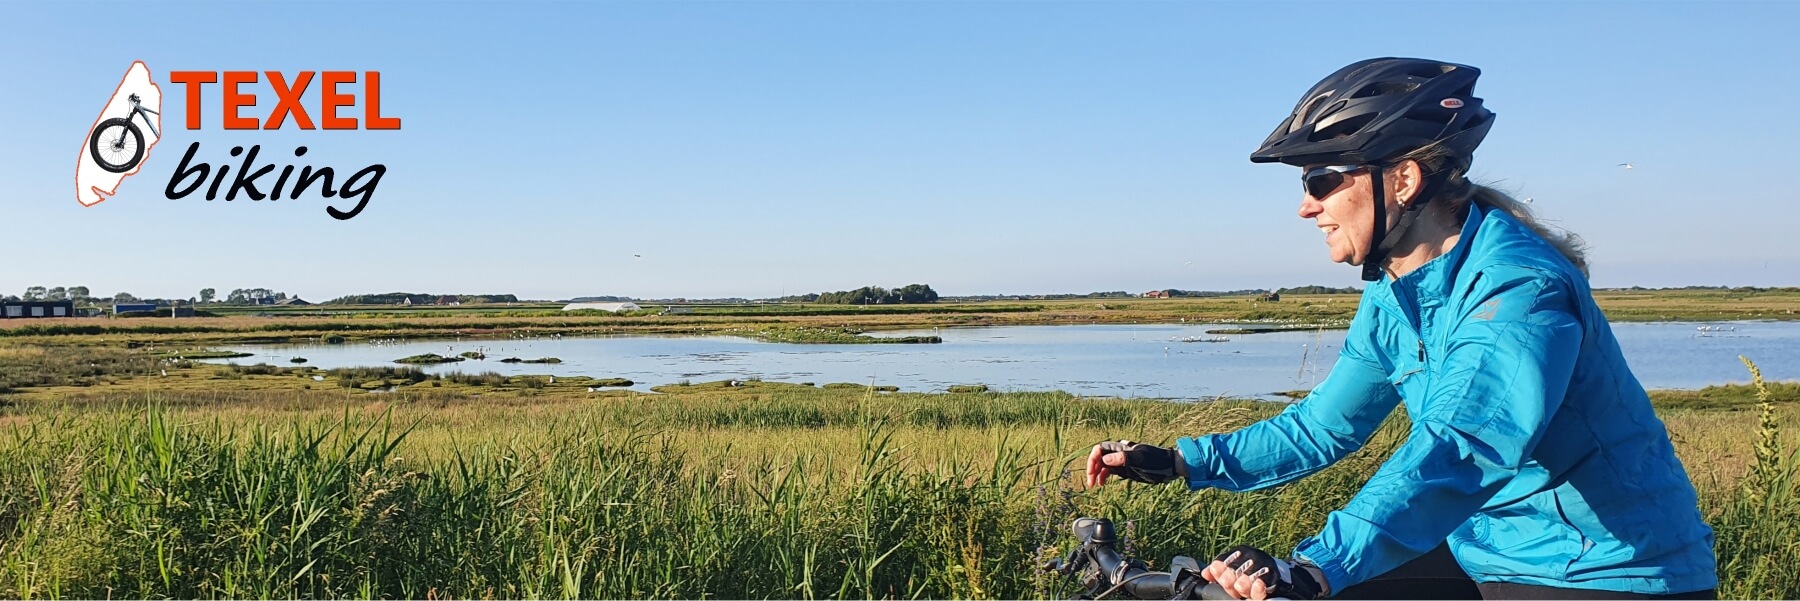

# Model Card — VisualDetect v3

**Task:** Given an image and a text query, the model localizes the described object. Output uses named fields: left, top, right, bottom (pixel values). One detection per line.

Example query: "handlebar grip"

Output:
left=1197, top=581, right=1234, bottom=600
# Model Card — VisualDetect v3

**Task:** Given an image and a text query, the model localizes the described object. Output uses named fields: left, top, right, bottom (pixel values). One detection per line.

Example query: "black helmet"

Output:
left=1250, top=57, right=1495, bottom=166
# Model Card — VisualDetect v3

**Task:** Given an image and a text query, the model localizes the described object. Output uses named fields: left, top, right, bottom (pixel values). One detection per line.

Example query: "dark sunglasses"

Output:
left=1302, top=165, right=1367, bottom=199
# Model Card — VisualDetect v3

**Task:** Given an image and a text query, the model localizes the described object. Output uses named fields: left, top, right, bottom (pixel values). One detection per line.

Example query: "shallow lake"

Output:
left=203, top=322, right=1800, bottom=400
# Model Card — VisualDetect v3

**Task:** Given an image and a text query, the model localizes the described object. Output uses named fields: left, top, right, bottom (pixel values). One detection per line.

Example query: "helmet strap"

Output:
left=1360, top=164, right=1429, bottom=282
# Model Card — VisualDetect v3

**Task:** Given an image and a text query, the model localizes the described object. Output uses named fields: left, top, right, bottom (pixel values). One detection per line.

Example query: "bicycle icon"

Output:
left=88, top=92, right=160, bottom=173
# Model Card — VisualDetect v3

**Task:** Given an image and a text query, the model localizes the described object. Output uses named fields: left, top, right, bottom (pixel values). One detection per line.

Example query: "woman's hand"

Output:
left=1201, top=545, right=1329, bottom=600
left=1202, top=556, right=1272, bottom=600
left=1085, top=440, right=1183, bottom=487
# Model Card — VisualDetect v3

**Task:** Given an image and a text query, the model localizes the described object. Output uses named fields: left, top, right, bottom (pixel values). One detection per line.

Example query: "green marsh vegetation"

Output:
left=1, top=301, right=1798, bottom=598
left=5, top=290, right=1792, bottom=347
left=0, top=350, right=1796, bottom=598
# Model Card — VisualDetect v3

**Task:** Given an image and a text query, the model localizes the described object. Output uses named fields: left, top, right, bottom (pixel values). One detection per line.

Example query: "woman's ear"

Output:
left=1390, top=160, right=1426, bottom=207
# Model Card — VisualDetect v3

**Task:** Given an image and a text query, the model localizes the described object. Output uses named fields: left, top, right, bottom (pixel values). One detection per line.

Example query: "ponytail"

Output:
left=1396, top=145, right=1591, bottom=277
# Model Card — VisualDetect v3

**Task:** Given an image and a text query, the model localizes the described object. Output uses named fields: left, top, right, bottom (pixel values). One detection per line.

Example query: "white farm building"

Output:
left=562, top=302, right=641, bottom=313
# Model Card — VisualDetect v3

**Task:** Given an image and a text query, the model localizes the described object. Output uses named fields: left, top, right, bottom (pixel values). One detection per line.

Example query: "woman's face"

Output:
left=1297, top=165, right=1378, bottom=266
left=1296, top=163, right=1415, bottom=266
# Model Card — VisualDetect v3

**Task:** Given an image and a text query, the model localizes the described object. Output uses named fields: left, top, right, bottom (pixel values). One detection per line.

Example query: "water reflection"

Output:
left=203, top=322, right=1800, bottom=400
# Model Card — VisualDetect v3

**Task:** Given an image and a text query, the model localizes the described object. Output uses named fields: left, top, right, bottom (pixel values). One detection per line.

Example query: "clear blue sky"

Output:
left=3, top=1, right=1795, bottom=301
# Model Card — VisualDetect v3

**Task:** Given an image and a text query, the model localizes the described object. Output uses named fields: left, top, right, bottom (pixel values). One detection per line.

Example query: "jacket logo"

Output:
left=1472, top=299, right=1501, bottom=321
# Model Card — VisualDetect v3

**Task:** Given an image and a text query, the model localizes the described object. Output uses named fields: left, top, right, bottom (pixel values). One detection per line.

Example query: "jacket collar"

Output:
left=1369, top=202, right=1488, bottom=312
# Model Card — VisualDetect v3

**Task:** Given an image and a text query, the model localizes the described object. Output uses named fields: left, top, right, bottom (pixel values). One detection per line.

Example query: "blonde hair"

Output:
left=1396, top=144, right=1590, bottom=277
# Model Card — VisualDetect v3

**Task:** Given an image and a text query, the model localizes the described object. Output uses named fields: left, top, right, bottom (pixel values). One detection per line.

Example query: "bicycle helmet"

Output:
left=1250, top=57, right=1494, bottom=167
left=1250, top=57, right=1497, bottom=281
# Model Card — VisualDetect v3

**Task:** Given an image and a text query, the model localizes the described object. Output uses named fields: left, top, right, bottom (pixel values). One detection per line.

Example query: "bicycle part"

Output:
left=89, top=117, right=144, bottom=173
left=1043, top=517, right=1233, bottom=600
left=131, top=100, right=161, bottom=138
left=1214, top=545, right=1326, bottom=600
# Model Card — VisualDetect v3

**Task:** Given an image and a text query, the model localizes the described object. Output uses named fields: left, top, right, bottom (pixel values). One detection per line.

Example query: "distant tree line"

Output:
left=14, top=286, right=93, bottom=303
left=8, top=286, right=189, bottom=307
left=1275, top=285, right=1364, bottom=295
left=793, top=284, right=939, bottom=305
left=220, top=288, right=292, bottom=304
left=323, top=293, right=521, bottom=305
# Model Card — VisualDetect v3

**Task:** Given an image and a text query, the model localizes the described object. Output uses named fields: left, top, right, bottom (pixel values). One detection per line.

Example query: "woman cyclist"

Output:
left=1086, top=58, right=1717, bottom=600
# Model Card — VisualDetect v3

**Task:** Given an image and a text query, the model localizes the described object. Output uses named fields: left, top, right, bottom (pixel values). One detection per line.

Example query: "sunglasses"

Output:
left=1302, top=165, right=1367, bottom=199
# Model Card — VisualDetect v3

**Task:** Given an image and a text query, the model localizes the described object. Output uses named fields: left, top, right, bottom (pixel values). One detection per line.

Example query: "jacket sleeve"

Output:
left=1175, top=300, right=1402, bottom=492
left=1290, top=269, right=1583, bottom=593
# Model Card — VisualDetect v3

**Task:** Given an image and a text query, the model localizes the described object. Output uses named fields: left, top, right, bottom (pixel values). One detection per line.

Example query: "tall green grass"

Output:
left=1703, top=358, right=1800, bottom=598
left=0, top=372, right=1794, bottom=598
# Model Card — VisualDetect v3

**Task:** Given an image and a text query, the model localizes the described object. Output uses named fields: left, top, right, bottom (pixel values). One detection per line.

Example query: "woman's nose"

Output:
left=1297, top=196, right=1323, bottom=219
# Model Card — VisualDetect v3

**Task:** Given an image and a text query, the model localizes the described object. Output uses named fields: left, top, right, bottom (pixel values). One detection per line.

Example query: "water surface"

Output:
left=204, top=322, right=1800, bottom=400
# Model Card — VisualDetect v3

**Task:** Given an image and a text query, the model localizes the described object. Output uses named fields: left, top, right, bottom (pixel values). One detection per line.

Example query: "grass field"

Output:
left=2, top=290, right=1797, bottom=598
left=0, top=350, right=1797, bottom=598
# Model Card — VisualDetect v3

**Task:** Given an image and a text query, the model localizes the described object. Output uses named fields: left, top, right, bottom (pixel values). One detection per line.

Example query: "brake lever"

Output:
left=1042, top=544, right=1090, bottom=576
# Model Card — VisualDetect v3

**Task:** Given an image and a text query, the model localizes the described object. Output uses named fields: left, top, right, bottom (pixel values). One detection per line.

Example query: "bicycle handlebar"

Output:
left=1043, top=517, right=1234, bottom=600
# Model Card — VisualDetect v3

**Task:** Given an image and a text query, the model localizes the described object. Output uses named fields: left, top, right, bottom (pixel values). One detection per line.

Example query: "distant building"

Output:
left=562, top=302, right=641, bottom=313
left=275, top=297, right=311, bottom=306
left=436, top=295, right=460, bottom=306
left=113, top=303, right=157, bottom=314
left=1142, top=290, right=1172, bottom=299
left=1260, top=291, right=1281, bottom=302
left=2, top=300, right=75, bottom=318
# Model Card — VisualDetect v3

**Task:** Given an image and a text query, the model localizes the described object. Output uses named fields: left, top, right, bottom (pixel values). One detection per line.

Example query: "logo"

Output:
left=1440, top=98, right=1465, bottom=109
left=76, top=64, right=400, bottom=220
left=1472, top=299, right=1501, bottom=321
left=77, top=61, right=163, bottom=207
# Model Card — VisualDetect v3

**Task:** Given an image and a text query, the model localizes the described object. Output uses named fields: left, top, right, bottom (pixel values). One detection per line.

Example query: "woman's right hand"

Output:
left=1085, top=440, right=1183, bottom=487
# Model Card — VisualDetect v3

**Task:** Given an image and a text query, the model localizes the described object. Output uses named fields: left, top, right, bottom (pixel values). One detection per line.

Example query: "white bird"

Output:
left=1617, top=163, right=1634, bottom=170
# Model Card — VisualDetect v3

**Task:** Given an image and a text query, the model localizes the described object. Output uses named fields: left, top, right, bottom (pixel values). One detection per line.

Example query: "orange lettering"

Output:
left=320, top=71, right=357, bottom=130
left=222, top=71, right=259, bottom=130
left=168, top=71, right=217, bottom=129
left=364, top=71, right=400, bottom=130
left=265, top=71, right=315, bottom=130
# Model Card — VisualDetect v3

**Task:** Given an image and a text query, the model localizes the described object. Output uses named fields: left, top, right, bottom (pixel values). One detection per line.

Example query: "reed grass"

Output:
left=0, top=358, right=1796, bottom=598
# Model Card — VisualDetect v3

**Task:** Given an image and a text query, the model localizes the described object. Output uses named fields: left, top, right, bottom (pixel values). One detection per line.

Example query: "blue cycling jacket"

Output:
left=1176, top=205, right=1717, bottom=595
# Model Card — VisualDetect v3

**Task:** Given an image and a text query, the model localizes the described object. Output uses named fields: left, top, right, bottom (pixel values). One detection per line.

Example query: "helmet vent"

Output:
left=1406, top=106, right=1456, bottom=126
left=1352, top=82, right=1421, bottom=98
left=1406, top=63, right=1457, bottom=79
left=1308, top=113, right=1376, bottom=142
left=1296, top=92, right=1336, bottom=124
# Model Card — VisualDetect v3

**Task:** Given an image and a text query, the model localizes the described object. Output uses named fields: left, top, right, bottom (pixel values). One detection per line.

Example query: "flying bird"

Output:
left=1523, top=197, right=1535, bottom=204
left=1617, top=163, right=1634, bottom=170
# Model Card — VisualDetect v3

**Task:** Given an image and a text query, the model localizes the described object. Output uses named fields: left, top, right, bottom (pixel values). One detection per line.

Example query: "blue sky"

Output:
left=2, top=1, right=1795, bottom=301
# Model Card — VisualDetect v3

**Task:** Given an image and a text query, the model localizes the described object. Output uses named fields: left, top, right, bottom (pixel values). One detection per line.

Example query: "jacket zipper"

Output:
left=1418, top=340, right=1426, bottom=363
